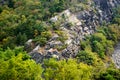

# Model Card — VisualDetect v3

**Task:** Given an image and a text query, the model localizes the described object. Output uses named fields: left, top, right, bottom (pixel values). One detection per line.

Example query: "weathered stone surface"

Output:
left=28, top=0, right=120, bottom=63
left=112, top=42, right=120, bottom=68
left=29, top=51, right=44, bottom=63
left=47, top=41, right=63, bottom=48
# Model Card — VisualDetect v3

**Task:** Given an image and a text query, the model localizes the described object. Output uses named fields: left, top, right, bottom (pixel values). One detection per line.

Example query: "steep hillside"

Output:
left=0, top=0, right=120, bottom=80
left=28, top=0, right=120, bottom=63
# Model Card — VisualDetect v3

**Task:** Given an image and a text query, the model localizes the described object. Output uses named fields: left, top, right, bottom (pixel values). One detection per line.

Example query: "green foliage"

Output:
left=77, top=51, right=95, bottom=65
left=0, top=7, right=3, bottom=13
left=41, top=0, right=79, bottom=20
left=80, top=24, right=120, bottom=59
left=51, top=21, right=61, bottom=30
left=80, top=39, right=91, bottom=50
left=33, top=31, right=52, bottom=46
left=0, top=1, right=120, bottom=80
left=55, top=30, right=68, bottom=42
left=105, top=40, right=114, bottom=56
left=56, top=44, right=67, bottom=51
left=0, top=47, right=43, bottom=80
left=41, top=31, right=52, bottom=40
left=113, top=6, right=120, bottom=24
left=0, top=0, right=80, bottom=49
left=89, top=33, right=107, bottom=58
left=43, top=59, right=92, bottom=80
left=0, top=5, right=45, bottom=48
left=90, top=33, right=107, bottom=43
left=16, top=33, right=27, bottom=45
left=0, top=47, right=29, bottom=62
left=1, top=37, right=14, bottom=49
left=33, top=36, right=47, bottom=46
left=8, top=0, right=15, bottom=8
left=78, top=20, right=120, bottom=79
left=49, top=0, right=65, bottom=13
left=92, top=41, right=105, bottom=58
left=108, top=24, right=120, bottom=40
left=96, top=68, right=120, bottom=80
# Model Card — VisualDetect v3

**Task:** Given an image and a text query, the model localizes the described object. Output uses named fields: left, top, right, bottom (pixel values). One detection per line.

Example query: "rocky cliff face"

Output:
left=93, top=0, right=120, bottom=22
left=27, top=0, right=120, bottom=63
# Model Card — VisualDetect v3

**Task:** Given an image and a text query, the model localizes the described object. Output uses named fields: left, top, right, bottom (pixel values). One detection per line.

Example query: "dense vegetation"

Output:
left=0, top=47, right=43, bottom=80
left=0, top=0, right=120, bottom=80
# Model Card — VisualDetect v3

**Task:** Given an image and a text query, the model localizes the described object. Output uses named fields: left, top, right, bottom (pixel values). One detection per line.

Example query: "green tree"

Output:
left=43, top=59, right=92, bottom=80
left=77, top=50, right=95, bottom=65
left=0, top=47, right=43, bottom=80
left=16, top=33, right=27, bottom=45
left=97, top=68, right=120, bottom=80
left=92, top=41, right=105, bottom=58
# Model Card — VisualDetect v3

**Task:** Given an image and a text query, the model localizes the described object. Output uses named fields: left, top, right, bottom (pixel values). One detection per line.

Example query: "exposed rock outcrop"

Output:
left=26, top=0, right=120, bottom=63
left=112, top=42, right=120, bottom=68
